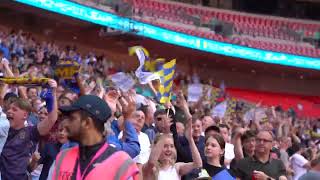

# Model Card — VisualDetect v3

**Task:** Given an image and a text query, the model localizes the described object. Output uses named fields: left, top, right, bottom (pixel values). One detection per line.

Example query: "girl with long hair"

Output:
left=143, top=119, right=202, bottom=180
left=201, top=134, right=235, bottom=179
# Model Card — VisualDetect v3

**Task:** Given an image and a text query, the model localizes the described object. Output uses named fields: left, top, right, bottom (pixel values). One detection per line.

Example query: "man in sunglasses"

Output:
left=233, top=130, right=287, bottom=180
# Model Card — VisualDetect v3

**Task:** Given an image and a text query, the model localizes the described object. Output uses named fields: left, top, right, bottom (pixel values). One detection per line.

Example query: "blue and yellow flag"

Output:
left=129, top=46, right=161, bottom=84
left=129, top=46, right=176, bottom=104
left=157, top=59, right=176, bottom=104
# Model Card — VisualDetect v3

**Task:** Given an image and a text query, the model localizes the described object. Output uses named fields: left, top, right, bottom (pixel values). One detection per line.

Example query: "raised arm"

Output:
left=142, top=137, right=165, bottom=180
left=232, top=128, right=245, bottom=160
left=37, top=79, right=58, bottom=136
left=176, top=117, right=203, bottom=176
left=2, top=59, right=14, bottom=77
left=175, top=91, right=202, bottom=175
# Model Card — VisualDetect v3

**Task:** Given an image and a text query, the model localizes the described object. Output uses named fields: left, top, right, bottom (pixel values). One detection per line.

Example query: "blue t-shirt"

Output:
left=0, top=126, right=40, bottom=180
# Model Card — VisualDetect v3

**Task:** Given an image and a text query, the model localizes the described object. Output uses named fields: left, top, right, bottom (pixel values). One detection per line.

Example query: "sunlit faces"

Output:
left=219, top=126, right=230, bottom=142
left=205, top=136, right=224, bottom=159
left=155, top=114, right=172, bottom=134
left=64, top=111, right=82, bottom=143
left=58, top=97, right=72, bottom=107
left=57, top=120, right=69, bottom=144
left=131, top=110, right=145, bottom=132
left=159, top=136, right=177, bottom=164
left=202, top=116, right=214, bottom=131
left=32, top=98, right=43, bottom=111
left=6, top=103, right=29, bottom=129
left=255, top=131, right=273, bottom=154
left=38, top=107, right=48, bottom=122
left=243, top=137, right=256, bottom=154
left=192, top=119, right=202, bottom=139
left=27, top=87, right=38, bottom=100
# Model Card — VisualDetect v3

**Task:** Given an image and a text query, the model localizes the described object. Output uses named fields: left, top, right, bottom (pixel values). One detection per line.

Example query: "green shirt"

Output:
left=233, top=156, right=286, bottom=180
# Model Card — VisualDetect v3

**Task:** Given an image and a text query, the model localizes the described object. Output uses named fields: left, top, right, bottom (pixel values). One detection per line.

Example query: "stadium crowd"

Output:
left=0, top=27, right=320, bottom=180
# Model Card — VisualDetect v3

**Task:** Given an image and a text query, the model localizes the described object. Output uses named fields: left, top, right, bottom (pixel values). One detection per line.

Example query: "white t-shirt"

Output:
left=119, top=131, right=151, bottom=164
left=158, top=165, right=180, bottom=180
left=224, top=143, right=235, bottom=169
left=0, top=107, right=9, bottom=154
left=290, top=153, right=309, bottom=180
left=224, top=143, right=235, bottom=160
left=0, top=107, right=10, bottom=180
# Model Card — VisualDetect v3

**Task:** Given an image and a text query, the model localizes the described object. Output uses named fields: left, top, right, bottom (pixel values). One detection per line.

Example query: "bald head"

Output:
left=257, top=131, right=273, bottom=140
left=255, top=131, right=274, bottom=155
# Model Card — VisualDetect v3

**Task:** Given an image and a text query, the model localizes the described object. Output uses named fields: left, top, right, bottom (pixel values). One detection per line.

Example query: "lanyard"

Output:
left=76, top=143, right=109, bottom=180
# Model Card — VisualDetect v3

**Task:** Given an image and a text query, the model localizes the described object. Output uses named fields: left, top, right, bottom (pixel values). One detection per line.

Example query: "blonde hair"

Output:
left=154, top=134, right=177, bottom=179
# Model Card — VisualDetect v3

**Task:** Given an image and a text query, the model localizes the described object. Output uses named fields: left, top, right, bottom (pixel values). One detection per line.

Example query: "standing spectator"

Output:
left=27, top=87, right=38, bottom=101
left=0, top=106, right=9, bottom=180
left=202, top=134, right=235, bottom=179
left=0, top=79, right=58, bottom=180
left=126, top=110, right=151, bottom=178
left=204, top=125, right=220, bottom=137
left=53, top=95, right=139, bottom=179
left=201, top=115, right=214, bottom=135
left=38, top=120, right=69, bottom=180
left=290, top=143, right=311, bottom=180
left=299, top=156, right=320, bottom=180
left=233, top=130, right=287, bottom=180
left=143, top=116, right=202, bottom=180
left=154, top=108, right=173, bottom=135
left=219, top=124, right=235, bottom=168
left=279, top=137, right=294, bottom=177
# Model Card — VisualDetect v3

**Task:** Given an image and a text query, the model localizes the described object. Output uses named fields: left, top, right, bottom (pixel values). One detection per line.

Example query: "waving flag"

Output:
left=157, top=59, right=176, bottom=104
left=129, top=46, right=160, bottom=84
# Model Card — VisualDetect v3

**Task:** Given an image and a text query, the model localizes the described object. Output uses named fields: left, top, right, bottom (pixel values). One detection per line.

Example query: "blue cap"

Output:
left=60, top=95, right=111, bottom=123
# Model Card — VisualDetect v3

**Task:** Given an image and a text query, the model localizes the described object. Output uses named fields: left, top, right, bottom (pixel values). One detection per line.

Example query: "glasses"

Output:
left=256, top=138, right=272, bottom=143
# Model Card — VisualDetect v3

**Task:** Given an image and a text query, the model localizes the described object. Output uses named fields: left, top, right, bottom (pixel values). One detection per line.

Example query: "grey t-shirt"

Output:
left=298, top=171, right=320, bottom=180
left=280, top=149, right=289, bottom=168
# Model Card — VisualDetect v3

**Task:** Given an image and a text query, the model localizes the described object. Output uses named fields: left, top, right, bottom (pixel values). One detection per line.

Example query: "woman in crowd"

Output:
left=202, top=134, right=235, bottom=179
left=142, top=117, right=202, bottom=180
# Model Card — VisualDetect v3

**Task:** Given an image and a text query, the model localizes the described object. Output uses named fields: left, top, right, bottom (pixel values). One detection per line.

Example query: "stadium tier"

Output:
left=124, top=0, right=320, bottom=57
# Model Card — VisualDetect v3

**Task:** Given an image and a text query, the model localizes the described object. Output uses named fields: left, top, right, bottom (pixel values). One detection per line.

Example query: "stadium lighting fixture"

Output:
left=15, top=0, right=320, bottom=70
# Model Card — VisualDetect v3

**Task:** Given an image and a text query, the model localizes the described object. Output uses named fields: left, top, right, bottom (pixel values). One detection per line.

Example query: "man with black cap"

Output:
left=53, top=95, right=139, bottom=180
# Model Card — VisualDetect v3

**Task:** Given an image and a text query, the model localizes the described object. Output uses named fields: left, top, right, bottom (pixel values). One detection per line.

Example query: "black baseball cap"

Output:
left=60, top=95, right=111, bottom=123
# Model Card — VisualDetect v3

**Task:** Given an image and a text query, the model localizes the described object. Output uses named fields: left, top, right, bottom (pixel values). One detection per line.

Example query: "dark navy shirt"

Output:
left=0, top=126, right=40, bottom=180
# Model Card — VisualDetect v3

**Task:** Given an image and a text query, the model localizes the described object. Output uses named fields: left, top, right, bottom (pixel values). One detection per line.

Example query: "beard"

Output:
left=66, top=127, right=81, bottom=143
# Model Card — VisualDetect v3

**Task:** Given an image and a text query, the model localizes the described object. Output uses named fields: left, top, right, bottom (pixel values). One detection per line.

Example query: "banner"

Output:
left=187, top=83, right=203, bottom=102
left=212, top=101, right=227, bottom=118
left=55, top=60, right=80, bottom=79
left=243, top=107, right=267, bottom=124
left=129, top=46, right=160, bottom=84
left=111, top=72, right=135, bottom=92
